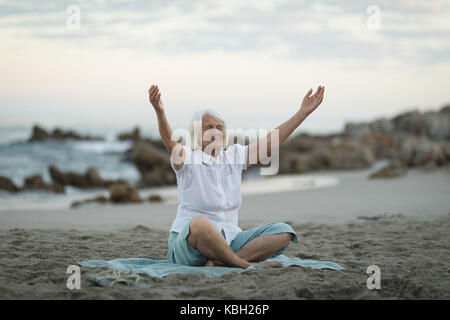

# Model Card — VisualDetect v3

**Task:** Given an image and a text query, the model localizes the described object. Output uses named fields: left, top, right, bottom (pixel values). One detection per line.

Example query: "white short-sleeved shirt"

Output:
left=169, top=143, right=248, bottom=244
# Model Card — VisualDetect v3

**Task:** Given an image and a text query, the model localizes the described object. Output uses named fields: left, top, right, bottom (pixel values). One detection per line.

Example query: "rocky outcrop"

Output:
left=279, top=135, right=375, bottom=173
left=369, top=160, right=408, bottom=179
left=117, top=127, right=141, bottom=142
left=71, top=182, right=143, bottom=208
left=278, top=105, right=450, bottom=175
left=49, top=165, right=88, bottom=188
left=392, top=109, right=450, bottom=140
left=124, top=140, right=176, bottom=187
left=148, top=194, right=163, bottom=202
left=70, top=187, right=164, bottom=208
left=28, top=125, right=103, bottom=142
left=23, top=174, right=65, bottom=193
left=108, top=183, right=143, bottom=203
left=0, top=174, right=64, bottom=193
left=29, top=125, right=50, bottom=141
left=345, top=105, right=450, bottom=142
left=48, top=165, right=126, bottom=189
left=0, top=176, right=20, bottom=192
left=70, top=195, right=109, bottom=208
left=399, top=137, right=450, bottom=167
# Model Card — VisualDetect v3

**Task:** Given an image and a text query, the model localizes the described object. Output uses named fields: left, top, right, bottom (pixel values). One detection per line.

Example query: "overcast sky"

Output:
left=1, top=0, right=449, bottom=135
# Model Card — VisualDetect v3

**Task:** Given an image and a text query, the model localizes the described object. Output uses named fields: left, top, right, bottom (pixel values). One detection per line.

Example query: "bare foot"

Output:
left=204, top=260, right=282, bottom=268
left=249, top=261, right=283, bottom=268
left=204, top=260, right=225, bottom=267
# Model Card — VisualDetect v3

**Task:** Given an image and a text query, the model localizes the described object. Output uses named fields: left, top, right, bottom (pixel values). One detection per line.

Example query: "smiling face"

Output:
left=201, top=113, right=225, bottom=156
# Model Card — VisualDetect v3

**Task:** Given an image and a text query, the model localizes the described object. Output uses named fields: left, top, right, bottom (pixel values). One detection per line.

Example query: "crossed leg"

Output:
left=235, top=232, right=293, bottom=262
left=186, top=216, right=292, bottom=268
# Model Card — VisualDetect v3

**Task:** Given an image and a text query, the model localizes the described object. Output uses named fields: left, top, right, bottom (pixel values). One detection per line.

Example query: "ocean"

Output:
left=1, top=125, right=385, bottom=211
left=0, top=125, right=160, bottom=210
left=0, top=125, right=143, bottom=186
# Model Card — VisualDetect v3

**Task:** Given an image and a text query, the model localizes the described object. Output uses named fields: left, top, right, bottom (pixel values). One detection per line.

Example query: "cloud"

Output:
left=0, top=0, right=449, bottom=63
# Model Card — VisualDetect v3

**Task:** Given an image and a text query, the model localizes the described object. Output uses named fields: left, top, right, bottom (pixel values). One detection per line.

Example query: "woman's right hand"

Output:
left=149, top=84, right=164, bottom=113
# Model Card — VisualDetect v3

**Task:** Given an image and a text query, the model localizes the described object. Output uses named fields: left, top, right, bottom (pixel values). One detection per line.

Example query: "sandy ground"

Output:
left=0, top=215, right=449, bottom=299
left=0, top=166, right=449, bottom=299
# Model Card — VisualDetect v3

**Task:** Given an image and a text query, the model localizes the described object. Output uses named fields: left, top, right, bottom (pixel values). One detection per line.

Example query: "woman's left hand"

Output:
left=299, top=86, right=325, bottom=117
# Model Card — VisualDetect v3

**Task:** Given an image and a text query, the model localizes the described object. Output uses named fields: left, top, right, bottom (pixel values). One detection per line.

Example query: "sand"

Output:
left=0, top=166, right=449, bottom=299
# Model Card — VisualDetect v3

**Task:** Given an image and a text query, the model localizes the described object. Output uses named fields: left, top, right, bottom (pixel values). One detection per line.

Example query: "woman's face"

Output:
left=201, top=114, right=225, bottom=153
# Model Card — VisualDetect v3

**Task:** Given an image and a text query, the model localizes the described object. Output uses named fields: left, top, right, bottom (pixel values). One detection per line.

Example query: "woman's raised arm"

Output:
left=148, top=85, right=185, bottom=170
left=247, top=86, right=325, bottom=167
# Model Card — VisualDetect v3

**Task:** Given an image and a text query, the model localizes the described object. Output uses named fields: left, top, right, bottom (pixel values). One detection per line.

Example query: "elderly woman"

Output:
left=148, top=84, right=324, bottom=268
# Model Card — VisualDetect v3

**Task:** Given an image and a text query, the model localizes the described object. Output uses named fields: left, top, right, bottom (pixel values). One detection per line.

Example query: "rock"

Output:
left=48, top=165, right=66, bottom=185
left=24, top=174, right=46, bottom=188
left=118, top=127, right=141, bottom=141
left=51, top=128, right=78, bottom=140
left=421, top=111, right=450, bottom=140
left=0, top=176, right=20, bottom=192
left=127, top=141, right=170, bottom=174
left=84, top=167, right=128, bottom=188
left=132, top=225, right=151, bottom=232
left=28, top=124, right=103, bottom=142
left=400, top=137, right=450, bottom=167
left=28, top=125, right=50, bottom=142
left=49, top=183, right=65, bottom=193
left=303, top=147, right=339, bottom=171
left=279, top=139, right=374, bottom=173
left=0, top=174, right=64, bottom=194
left=148, top=194, right=163, bottom=202
left=49, top=165, right=126, bottom=189
left=22, top=174, right=65, bottom=193
left=392, top=110, right=426, bottom=137
left=141, top=168, right=176, bottom=186
left=124, top=140, right=177, bottom=187
left=439, top=104, right=450, bottom=114
left=344, top=119, right=395, bottom=139
left=369, top=160, right=408, bottom=179
left=279, top=151, right=307, bottom=173
left=71, top=195, right=108, bottom=208
left=330, top=140, right=375, bottom=170
left=391, top=109, right=450, bottom=140
left=359, top=130, right=400, bottom=159
left=49, top=165, right=89, bottom=188
left=109, top=183, right=143, bottom=203
left=84, top=167, right=106, bottom=188
left=282, top=133, right=326, bottom=153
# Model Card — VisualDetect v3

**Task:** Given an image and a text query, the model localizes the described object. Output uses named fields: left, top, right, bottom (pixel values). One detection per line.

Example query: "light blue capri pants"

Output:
left=167, top=220, right=298, bottom=266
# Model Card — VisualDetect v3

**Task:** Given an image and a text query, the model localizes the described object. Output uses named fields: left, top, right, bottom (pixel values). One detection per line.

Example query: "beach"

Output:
left=2, top=0, right=450, bottom=303
left=1, top=166, right=449, bottom=299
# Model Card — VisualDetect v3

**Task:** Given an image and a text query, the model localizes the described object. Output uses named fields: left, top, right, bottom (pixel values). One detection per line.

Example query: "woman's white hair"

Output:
left=188, top=109, right=228, bottom=150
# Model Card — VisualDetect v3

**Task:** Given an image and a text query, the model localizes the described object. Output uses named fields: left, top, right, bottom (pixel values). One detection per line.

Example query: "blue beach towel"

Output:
left=78, top=255, right=344, bottom=278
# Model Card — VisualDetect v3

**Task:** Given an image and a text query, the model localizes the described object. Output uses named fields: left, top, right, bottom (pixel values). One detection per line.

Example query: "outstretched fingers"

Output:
left=304, top=88, right=313, bottom=98
left=312, top=86, right=321, bottom=99
left=149, top=85, right=157, bottom=96
left=315, top=86, right=325, bottom=104
left=156, top=92, right=161, bottom=104
left=149, top=85, right=160, bottom=103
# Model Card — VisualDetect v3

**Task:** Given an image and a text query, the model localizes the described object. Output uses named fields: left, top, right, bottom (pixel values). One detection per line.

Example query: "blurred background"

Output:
left=0, top=0, right=449, bottom=209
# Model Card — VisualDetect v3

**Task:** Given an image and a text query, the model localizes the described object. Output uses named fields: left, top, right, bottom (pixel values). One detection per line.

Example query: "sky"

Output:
left=0, top=0, right=449, bottom=136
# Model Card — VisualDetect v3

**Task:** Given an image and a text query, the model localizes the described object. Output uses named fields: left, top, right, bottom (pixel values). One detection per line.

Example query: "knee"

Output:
left=279, top=232, right=294, bottom=245
left=189, top=216, right=211, bottom=235
left=272, top=222, right=295, bottom=244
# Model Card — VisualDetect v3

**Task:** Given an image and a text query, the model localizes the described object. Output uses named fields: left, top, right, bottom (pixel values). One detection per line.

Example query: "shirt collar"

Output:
left=199, top=147, right=225, bottom=165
